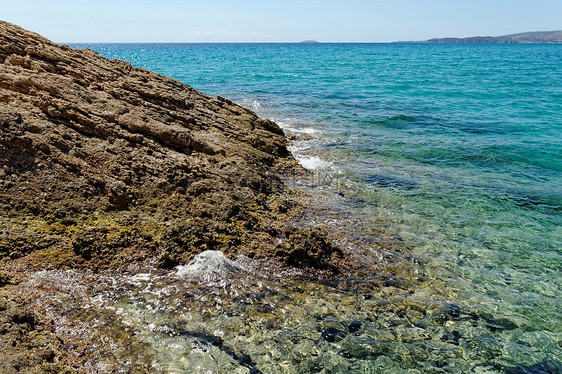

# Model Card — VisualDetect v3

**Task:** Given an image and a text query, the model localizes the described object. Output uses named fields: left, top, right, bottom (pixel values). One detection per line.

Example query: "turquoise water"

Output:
left=72, top=43, right=562, bottom=372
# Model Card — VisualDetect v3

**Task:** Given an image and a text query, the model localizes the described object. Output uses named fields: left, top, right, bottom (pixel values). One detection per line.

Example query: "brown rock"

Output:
left=0, top=20, right=339, bottom=273
left=275, top=227, right=343, bottom=271
left=0, top=293, right=77, bottom=373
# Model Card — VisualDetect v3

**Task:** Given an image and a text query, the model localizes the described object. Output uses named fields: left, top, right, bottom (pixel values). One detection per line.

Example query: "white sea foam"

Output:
left=175, top=250, right=244, bottom=278
left=287, top=144, right=311, bottom=154
left=300, top=128, right=320, bottom=134
left=283, top=125, right=320, bottom=135
left=296, top=155, right=333, bottom=171
left=243, top=99, right=262, bottom=111
left=128, top=273, right=152, bottom=286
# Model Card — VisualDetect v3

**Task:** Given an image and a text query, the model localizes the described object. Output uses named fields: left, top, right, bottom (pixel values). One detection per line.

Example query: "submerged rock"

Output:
left=321, top=327, right=347, bottom=342
left=348, top=321, right=362, bottom=333
left=275, top=227, right=342, bottom=270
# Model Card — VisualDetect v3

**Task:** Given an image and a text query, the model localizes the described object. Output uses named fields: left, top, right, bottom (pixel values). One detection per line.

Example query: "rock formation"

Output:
left=0, top=21, right=341, bottom=273
left=0, top=20, right=345, bottom=372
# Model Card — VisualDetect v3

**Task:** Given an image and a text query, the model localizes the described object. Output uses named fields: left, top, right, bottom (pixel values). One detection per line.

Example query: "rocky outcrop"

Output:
left=0, top=21, right=341, bottom=272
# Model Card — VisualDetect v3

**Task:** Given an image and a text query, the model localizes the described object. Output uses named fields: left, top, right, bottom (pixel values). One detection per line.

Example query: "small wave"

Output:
left=249, top=100, right=262, bottom=110
left=284, top=126, right=320, bottom=135
left=374, top=115, right=417, bottom=129
left=175, top=250, right=245, bottom=278
left=296, top=155, right=333, bottom=171
left=288, top=144, right=312, bottom=155
left=239, top=98, right=264, bottom=111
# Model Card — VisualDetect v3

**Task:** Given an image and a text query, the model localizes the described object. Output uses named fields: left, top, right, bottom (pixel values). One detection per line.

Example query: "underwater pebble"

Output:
left=348, top=321, right=362, bottom=333
left=322, top=328, right=347, bottom=342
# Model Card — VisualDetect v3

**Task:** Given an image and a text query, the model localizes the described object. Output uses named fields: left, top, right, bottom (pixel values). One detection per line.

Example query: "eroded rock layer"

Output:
left=0, top=21, right=341, bottom=271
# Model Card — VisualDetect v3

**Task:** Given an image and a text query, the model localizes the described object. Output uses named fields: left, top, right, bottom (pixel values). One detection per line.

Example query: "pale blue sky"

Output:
left=2, top=0, right=561, bottom=43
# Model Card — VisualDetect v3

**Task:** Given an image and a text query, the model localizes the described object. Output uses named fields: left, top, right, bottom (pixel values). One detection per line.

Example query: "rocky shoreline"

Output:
left=0, top=21, right=349, bottom=372
left=2, top=21, right=528, bottom=374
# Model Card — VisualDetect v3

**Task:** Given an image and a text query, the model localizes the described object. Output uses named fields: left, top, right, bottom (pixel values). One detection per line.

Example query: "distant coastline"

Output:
left=397, top=30, right=562, bottom=44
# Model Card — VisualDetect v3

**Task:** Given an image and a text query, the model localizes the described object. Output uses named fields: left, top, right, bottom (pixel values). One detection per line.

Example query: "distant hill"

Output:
left=421, top=30, right=562, bottom=44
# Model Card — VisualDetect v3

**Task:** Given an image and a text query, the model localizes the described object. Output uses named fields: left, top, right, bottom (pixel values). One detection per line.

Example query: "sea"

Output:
left=55, top=43, right=560, bottom=373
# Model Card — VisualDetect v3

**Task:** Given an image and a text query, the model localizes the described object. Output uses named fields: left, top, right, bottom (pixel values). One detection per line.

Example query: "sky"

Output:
left=1, top=0, right=561, bottom=43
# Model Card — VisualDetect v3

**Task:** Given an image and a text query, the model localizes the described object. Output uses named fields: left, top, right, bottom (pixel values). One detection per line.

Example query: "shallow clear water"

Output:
left=62, top=43, right=562, bottom=372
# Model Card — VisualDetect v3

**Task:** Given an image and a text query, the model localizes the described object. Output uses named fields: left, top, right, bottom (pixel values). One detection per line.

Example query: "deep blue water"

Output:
left=72, top=43, right=562, bottom=371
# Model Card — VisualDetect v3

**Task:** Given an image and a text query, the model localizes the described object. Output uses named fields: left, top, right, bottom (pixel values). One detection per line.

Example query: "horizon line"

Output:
left=64, top=41, right=395, bottom=44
